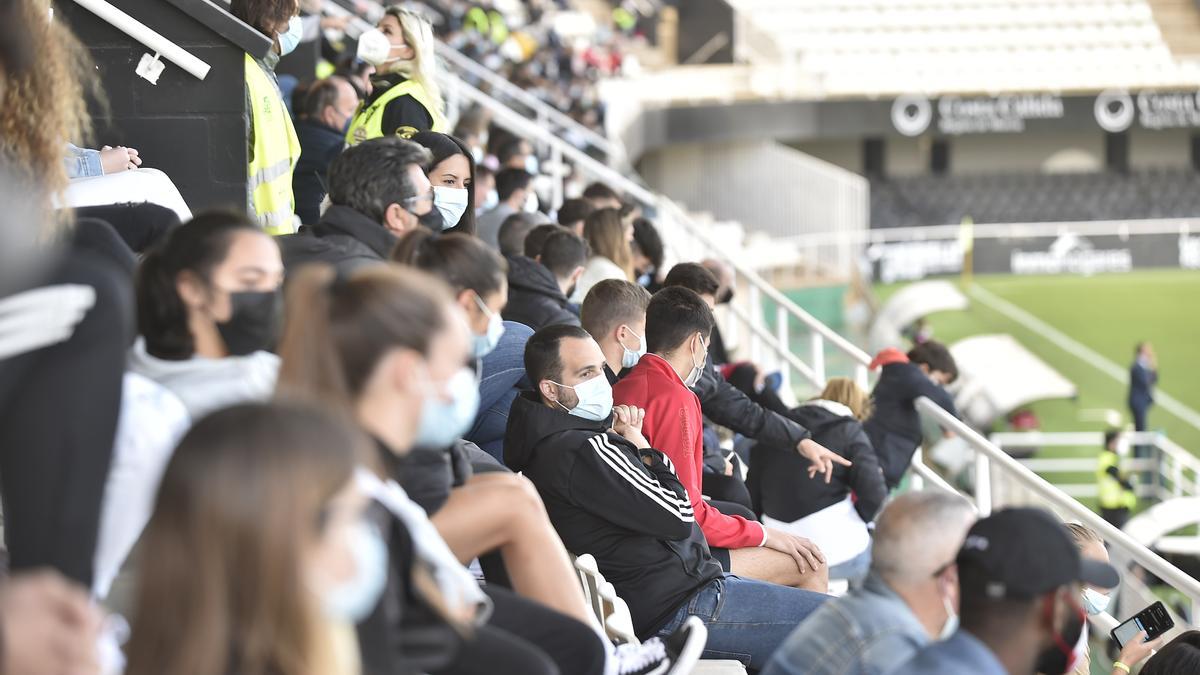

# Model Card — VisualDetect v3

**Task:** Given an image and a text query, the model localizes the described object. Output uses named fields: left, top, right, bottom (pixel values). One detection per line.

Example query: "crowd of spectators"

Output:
left=1, top=0, right=1198, bottom=674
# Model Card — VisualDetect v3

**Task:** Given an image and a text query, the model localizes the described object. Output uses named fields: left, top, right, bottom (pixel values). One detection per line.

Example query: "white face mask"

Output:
left=939, top=593, right=959, bottom=640
left=356, top=28, right=402, bottom=66
left=482, top=189, right=499, bottom=212
left=618, top=326, right=646, bottom=369
left=524, top=155, right=540, bottom=175
left=432, top=186, right=469, bottom=230
left=1082, top=587, right=1111, bottom=616
left=317, top=522, right=389, bottom=623
left=278, top=16, right=303, bottom=57
left=683, top=334, right=707, bottom=388
left=550, top=373, right=613, bottom=422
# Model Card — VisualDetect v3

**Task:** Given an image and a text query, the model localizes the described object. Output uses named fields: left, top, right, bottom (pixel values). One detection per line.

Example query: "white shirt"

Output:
left=570, top=256, right=627, bottom=304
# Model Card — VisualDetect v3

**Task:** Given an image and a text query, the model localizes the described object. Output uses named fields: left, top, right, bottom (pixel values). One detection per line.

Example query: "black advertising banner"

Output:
left=867, top=231, right=1200, bottom=283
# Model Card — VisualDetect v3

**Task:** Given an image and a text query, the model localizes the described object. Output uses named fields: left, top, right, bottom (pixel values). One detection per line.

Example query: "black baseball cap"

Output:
left=957, top=507, right=1119, bottom=599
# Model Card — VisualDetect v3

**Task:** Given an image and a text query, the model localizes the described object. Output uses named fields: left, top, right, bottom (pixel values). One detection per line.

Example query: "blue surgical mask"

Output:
left=471, top=293, right=505, bottom=359
left=524, top=155, right=539, bottom=175
left=550, top=373, right=613, bottom=422
left=415, top=367, right=480, bottom=447
left=482, top=189, right=499, bottom=211
left=278, top=16, right=303, bottom=56
left=684, top=334, right=707, bottom=388
left=1082, top=588, right=1110, bottom=616
left=619, top=326, right=646, bottom=369
left=319, top=522, right=389, bottom=623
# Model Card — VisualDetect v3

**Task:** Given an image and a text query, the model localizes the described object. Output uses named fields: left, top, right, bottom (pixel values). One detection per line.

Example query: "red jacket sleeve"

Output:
left=615, top=372, right=765, bottom=550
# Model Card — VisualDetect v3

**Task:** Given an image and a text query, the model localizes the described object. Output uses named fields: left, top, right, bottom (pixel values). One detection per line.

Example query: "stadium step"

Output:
left=692, top=660, right=748, bottom=674
left=1146, top=0, right=1200, bottom=56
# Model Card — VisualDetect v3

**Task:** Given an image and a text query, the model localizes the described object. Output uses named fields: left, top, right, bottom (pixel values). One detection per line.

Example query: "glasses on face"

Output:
left=401, top=191, right=434, bottom=208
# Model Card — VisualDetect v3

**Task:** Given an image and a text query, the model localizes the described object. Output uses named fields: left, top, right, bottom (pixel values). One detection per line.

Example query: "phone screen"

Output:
left=1113, top=616, right=1145, bottom=647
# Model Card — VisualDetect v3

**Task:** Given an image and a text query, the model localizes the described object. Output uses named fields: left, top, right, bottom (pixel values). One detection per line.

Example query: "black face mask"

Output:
left=417, top=207, right=445, bottom=232
left=719, top=287, right=735, bottom=305
left=216, top=290, right=282, bottom=356
left=1034, top=602, right=1086, bottom=675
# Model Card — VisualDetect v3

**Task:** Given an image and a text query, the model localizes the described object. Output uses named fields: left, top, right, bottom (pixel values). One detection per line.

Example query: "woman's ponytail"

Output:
left=275, top=264, right=354, bottom=416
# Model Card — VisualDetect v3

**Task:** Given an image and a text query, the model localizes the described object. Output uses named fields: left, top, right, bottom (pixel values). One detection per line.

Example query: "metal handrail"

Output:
left=917, top=397, right=1200, bottom=609
left=69, top=0, right=211, bottom=80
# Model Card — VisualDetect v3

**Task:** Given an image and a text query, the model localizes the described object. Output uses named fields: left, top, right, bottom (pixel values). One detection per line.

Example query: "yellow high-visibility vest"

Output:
left=1097, top=450, right=1137, bottom=510
left=245, top=53, right=300, bottom=235
left=345, top=78, right=447, bottom=146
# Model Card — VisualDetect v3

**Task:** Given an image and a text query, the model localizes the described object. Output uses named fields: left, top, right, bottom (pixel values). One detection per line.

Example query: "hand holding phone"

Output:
left=1111, top=601, right=1174, bottom=649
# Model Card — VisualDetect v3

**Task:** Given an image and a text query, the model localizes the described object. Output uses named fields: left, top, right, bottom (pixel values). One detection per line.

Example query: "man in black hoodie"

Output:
left=503, top=230, right=586, bottom=331
left=863, top=342, right=960, bottom=489
left=279, top=136, right=442, bottom=276
left=505, top=325, right=828, bottom=671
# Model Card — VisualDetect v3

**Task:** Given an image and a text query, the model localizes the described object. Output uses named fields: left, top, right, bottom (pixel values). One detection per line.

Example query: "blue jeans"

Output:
left=655, top=574, right=829, bottom=670
left=467, top=321, right=533, bottom=461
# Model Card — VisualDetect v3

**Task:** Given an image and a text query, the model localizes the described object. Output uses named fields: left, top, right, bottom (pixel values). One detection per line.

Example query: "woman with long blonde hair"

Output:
left=747, top=376, right=888, bottom=586
left=347, top=6, right=448, bottom=144
left=571, top=207, right=635, bottom=302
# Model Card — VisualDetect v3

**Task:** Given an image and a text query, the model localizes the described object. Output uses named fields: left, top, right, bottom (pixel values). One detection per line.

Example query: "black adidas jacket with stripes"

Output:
left=505, top=391, right=723, bottom=639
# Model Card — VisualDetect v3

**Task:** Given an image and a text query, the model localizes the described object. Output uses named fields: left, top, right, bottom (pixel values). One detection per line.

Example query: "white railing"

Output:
left=779, top=217, right=1200, bottom=248
left=443, top=53, right=1200, bottom=622
left=69, top=0, right=212, bottom=80
left=989, top=431, right=1200, bottom=500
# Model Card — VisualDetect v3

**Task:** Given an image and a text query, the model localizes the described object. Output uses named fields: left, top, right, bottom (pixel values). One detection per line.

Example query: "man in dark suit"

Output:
left=1129, top=341, right=1158, bottom=482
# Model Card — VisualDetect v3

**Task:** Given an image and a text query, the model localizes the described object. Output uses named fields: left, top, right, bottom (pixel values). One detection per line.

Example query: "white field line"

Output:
left=968, top=284, right=1200, bottom=434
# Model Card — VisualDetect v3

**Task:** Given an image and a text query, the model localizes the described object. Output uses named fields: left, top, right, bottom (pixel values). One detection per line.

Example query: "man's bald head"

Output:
left=872, top=491, right=976, bottom=586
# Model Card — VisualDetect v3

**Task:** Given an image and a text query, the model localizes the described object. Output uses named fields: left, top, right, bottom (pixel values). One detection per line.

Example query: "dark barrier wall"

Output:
left=59, top=0, right=270, bottom=212
left=676, top=0, right=734, bottom=65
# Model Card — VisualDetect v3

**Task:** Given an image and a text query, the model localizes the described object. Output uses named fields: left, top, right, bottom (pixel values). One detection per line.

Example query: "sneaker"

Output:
left=613, top=616, right=708, bottom=675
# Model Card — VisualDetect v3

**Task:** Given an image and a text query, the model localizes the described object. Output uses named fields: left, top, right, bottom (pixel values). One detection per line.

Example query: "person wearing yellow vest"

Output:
left=1097, top=429, right=1137, bottom=530
left=347, top=6, right=447, bottom=146
left=231, top=0, right=303, bottom=236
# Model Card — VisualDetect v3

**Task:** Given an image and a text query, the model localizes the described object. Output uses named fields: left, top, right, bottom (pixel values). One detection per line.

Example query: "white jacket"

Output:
left=569, top=256, right=627, bottom=304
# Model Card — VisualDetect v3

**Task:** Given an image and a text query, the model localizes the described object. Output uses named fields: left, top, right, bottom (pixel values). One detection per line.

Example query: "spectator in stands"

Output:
left=474, top=164, right=497, bottom=215
left=497, top=136, right=537, bottom=174
left=125, top=404, right=372, bottom=675
left=524, top=223, right=567, bottom=260
left=864, top=342, right=960, bottom=490
left=1096, top=430, right=1137, bottom=530
left=451, top=104, right=491, bottom=165
left=660, top=265, right=840, bottom=490
left=1128, top=341, right=1158, bottom=473
left=410, top=131, right=477, bottom=236
left=292, top=75, right=357, bottom=226
left=1140, top=631, right=1200, bottom=675
left=347, top=6, right=447, bottom=142
left=477, top=168, right=534, bottom=249
left=700, top=259, right=736, bottom=364
left=276, top=264, right=685, bottom=675
left=893, top=507, right=1119, bottom=675
left=614, top=287, right=834, bottom=590
left=748, top=377, right=887, bottom=586
left=280, top=137, right=436, bottom=275
left=0, top=8, right=133, bottom=589
left=583, top=181, right=624, bottom=210
left=129, top=212, right=283, bottom=419
left=762, top=491, right=977, bottom=675
left=504, top=230, right=587, bottom=331
left=572, top=207, right=634, bottom=302
left=507, top=324, right=829, bottom=669
left=1064, top=523, right=1163, bottom=675
left=557, top=196, right=593, bottom=237
left=230, top=0, right=302, bottom=234
left=632, top=217, right=664, bottom=292
left=497, top=212, right=547, bottom=259
left=0, top=570, right=103, bottom=675
left=581, top=278, right=650, bottom=380
left=390, top=229, right=525, bottom=459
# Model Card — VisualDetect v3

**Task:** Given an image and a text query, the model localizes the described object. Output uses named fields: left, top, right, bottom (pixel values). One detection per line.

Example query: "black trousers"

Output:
left=704, top=469, right=755, bottom=513
left=0, top=248, right=132, bottom=586
left=435, top=585, right=606, bottom=675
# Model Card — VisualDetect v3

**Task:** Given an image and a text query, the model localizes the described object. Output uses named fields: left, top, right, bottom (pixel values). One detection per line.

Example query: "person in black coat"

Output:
left=862, top=342, right=960, bottom=490
left=291, top=76, right=358, bottom=225
left=502, top=230, right=587, bottom=331
left=1128, top=341, right=1159, bottom=479
left=746, top=377, right=887, bottom=585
